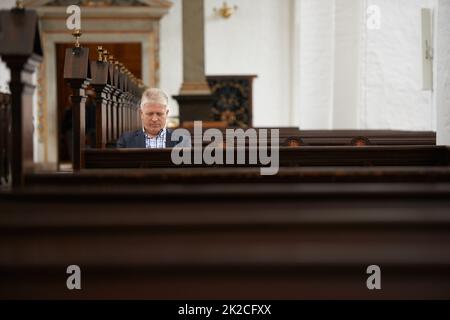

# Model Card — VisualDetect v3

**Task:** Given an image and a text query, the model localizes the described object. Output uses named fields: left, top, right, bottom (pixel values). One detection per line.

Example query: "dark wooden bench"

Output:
left=293, top=129, right=436, bottom=146
left=1, top=182, right=450, bottom=299
left=24, top=166, right=450, bottom=186
left=166, top=128, right=436, bottom=147
left=84, top=146, right=450, bottom=169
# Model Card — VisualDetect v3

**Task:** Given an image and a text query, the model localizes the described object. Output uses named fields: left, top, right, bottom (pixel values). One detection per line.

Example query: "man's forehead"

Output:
left=142, top=103, right=167, bottom=111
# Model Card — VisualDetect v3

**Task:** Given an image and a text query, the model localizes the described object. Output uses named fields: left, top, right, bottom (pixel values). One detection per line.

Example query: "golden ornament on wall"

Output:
left=213, top=2, right=238, bottom=19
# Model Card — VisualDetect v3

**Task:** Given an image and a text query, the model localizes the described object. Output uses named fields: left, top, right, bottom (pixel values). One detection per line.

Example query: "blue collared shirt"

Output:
left=143, top=128, right=166, bottom=148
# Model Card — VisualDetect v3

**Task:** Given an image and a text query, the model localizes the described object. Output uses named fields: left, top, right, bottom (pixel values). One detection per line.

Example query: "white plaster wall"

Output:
left=294, top=0, right=443, bottom=131
left=293, top=0, right=362, bottom=130
left=160, top=0, right=292, bottom=127
left=361, top=0, right=436, bottom=130
left=0, top=58, right=10, bottom=93
left=205, top=0, right=291, bottom=126
left=435, top=0, right=450, bottom=145
left=297, top=0, right=335, bottom=129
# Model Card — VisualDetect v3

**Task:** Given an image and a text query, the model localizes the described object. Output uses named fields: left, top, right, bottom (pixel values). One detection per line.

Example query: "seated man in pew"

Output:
left=117, top=88, right=190, bottom=148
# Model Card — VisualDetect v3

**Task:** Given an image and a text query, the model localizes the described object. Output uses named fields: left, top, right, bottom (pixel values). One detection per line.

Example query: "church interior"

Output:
left=1, top=0, right=450, bottom=299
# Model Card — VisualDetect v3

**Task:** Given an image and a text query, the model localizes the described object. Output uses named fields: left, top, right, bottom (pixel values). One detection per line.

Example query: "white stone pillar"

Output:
left=293, top=0, right=362, bottom=130
left=332, top=0, right=362, bottom=129
left=297, top=0, right=335, bottom=129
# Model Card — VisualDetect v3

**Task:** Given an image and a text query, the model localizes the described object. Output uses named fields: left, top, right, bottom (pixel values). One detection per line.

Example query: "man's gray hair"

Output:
left=140, top=88, right=169, bottom=110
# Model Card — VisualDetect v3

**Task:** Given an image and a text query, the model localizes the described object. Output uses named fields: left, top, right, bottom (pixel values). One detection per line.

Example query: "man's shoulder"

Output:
left=117, top=129, right=144, bottom=148
left=121, top=129, right=143, bottom=140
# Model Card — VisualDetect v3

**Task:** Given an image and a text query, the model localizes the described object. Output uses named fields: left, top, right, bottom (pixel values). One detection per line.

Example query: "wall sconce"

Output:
left=214, top=2, right=238, bottom=19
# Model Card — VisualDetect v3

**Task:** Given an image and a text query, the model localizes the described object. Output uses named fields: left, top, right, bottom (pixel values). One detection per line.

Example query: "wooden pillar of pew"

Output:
left=129, top=86, right=134, bottom=131
left=90, top=47, right=112, bottom=148
left=0, top=92, right=11, bottom=185
left=122, top=79, right=127, bottom=135
left=125, top=77, right=132, bottom=133
left=128, top=81, right=134, bottom=131
left=110, top=60, right=121, bottom=142
left=121, top=72, right=127, bottom=135
left=0, top=7, right=43, bottom=187
left=117, top=64, right=128, bottom=139
left=106, top=56, right=117, bottom=145
left=127, top=75, right=135, bottom=132
left=124, top=87, right=129, bottom=133
left=126, top=74, right=132, bottom=134
left=135, top=81, right=143, bottom=130
left=135, top=82, right=144, bottom=131
left=121, top=73, right=126, bottom=138
left=63, top=30, right=91, bottom=170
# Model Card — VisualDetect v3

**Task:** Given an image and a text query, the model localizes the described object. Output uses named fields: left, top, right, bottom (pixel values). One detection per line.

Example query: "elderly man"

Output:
left=117, top=88, right=190, bottom=148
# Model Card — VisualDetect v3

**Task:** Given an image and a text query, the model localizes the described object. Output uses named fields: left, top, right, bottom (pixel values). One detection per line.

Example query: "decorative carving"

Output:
left=72, top=29, right=82, bottom=48
left=213, top=2, right=238, bottom=19
left=207, top=76, right=256, bottom=128
left=16, top=0, right=24, bottom=9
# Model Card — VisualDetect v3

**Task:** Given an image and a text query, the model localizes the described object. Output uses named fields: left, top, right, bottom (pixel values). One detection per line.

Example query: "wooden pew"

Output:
left=0, top=92, right=11, bottom=185
left=182, top=127, right=436, bottom=147
left=295, top=129, right=436, bottom=146
left=83, top=146, right=450, bottom=169
left=63, top=39, right=90, bottom=170
left=1, top=182, right=450, bottom=299
left=24, top=166, right=450, bottom=186
left=64, top=41, right=144, bottom=169
left=90, top=46, right=111, bottom=148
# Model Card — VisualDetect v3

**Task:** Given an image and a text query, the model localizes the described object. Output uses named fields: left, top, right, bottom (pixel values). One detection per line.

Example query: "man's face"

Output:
left=141, top=103, right=168, bottom=136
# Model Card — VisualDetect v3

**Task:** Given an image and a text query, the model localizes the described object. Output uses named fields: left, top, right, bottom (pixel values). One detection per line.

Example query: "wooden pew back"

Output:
left=0, top=92, right=11, bottom=185
left=84, top=146, right=450, bottom=169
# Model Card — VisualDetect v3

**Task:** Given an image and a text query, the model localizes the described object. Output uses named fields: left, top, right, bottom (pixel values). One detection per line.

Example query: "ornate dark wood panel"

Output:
left=207, top=75, right=257, bottom=128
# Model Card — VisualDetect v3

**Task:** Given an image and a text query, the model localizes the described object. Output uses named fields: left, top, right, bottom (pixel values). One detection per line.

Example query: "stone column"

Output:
left=180, top=0, right=210, bottom=94
left=173, top=0, right=213, bottom=125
